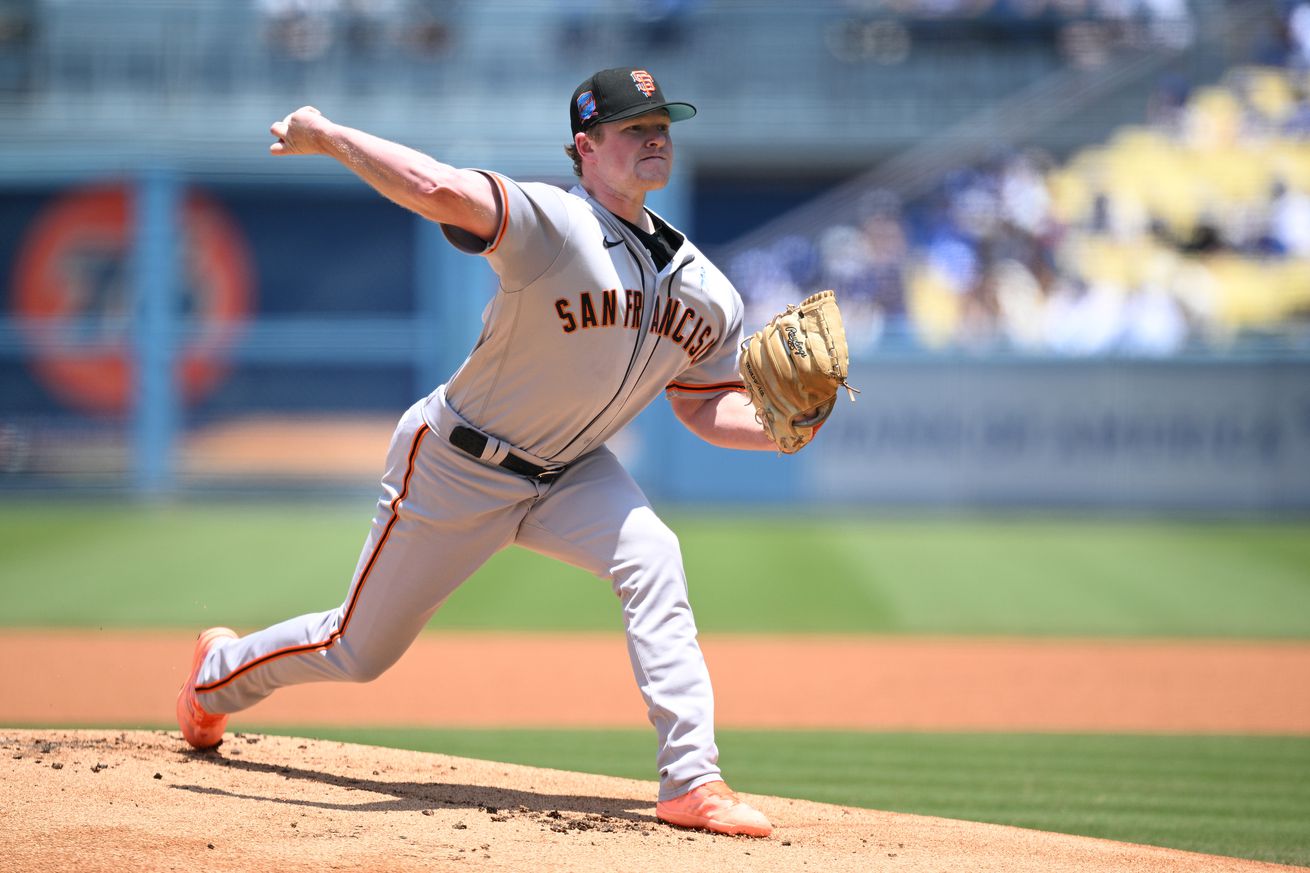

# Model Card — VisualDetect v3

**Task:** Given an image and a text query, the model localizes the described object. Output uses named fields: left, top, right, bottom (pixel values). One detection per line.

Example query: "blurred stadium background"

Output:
left=1, top=0, right=1309, bottom=510
left=4, top=5, right=1310, bottom=865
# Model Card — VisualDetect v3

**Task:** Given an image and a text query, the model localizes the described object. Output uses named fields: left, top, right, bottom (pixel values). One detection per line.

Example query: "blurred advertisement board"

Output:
left=814, top=359, right=1310, bottom=510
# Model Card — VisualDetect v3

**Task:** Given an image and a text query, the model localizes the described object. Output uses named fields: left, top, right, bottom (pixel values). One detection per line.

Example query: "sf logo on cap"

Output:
left=630, top=70, right=656, bottom=97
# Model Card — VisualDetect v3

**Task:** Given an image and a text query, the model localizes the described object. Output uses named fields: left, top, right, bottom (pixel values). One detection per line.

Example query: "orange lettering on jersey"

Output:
left=672, top=306, right=694, bottom=343
left=560, top=289, right=704, bottom=348
left=601, top=288, right=617, bottom=327
left=687, top=325, right=714, bottom=360
left=681, top=315, right=704, bottom=351
left=555, top=298, right=577, bottom=333
left=660, top=299, right=683, bottom=337
left=580, top=292, right=598, bottom=329
left=630, top=290, right=643, bottom=328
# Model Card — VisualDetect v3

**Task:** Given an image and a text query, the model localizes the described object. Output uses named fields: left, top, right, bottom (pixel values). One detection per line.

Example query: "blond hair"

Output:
left=563, top=125, right=605, bottom=178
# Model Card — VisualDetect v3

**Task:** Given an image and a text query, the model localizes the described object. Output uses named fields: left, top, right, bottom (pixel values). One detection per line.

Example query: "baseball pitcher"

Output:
left=176, top=66, right=853, bottom=838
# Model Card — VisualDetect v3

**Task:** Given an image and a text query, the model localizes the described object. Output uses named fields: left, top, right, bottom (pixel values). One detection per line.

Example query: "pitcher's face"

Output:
left=590, top=110, right=673, bottom=194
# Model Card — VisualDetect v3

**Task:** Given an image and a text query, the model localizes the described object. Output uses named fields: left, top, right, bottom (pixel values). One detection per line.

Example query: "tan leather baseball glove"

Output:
left=739, top=290, right=858, bottom=454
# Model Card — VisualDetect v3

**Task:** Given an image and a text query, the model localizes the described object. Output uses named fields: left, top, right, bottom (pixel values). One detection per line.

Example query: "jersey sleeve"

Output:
left=665, top=290, right=747, bottom=398
left=441, top=172, right=573, bottom=293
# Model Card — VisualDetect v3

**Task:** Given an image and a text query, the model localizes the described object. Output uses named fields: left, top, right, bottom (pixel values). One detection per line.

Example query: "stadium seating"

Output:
left=729, top=58, right=1310, bottom=356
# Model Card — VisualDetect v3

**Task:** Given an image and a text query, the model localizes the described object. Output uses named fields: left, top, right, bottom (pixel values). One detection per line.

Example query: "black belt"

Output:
left=449, top=425, right=565, bottom=482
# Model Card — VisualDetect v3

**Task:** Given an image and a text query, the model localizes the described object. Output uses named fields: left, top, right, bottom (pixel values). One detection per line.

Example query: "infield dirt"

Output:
left=3, top=630, right=1309, bottom=732
left=3, top=729, right=1305, bottom=873
left=4, top=632, right=1309, bottom=871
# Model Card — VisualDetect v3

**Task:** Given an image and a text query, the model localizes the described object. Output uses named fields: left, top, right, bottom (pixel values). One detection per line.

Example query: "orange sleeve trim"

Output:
left=484, top=174, right=511, bottom=255
left=197, top=424, right=432, bottom=695
left=665, top=380, right=748, bottom=394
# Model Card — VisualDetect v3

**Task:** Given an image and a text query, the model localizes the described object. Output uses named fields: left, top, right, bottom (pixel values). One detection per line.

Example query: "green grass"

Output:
left=6, top=502, right=1308, bottom=865
left=237, top=726, right=1310, bottom=868
left=2, top=502, right=1310, bottom=637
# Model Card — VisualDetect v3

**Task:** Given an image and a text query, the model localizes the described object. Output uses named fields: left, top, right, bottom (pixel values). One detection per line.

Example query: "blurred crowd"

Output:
left=0, top=0, right=1203, bottom=94
left=730, top=55, right=1310, bottom=356
left=5, top=0, right=1307, bottom=359
left=829, top=0, right=1195, bottom=68
left=837, top=0, right=1185, bottom=15
left=256, top=0, right=456, bottom=68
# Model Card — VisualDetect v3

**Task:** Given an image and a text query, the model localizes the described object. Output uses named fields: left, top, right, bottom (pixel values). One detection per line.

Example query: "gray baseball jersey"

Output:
left=438, top=172, right=745, bottom=461
left=193, top=172, right=747, bottom=801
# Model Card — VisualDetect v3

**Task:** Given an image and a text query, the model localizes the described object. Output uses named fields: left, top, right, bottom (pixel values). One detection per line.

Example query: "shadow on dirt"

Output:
left=170, top=743, right=655, bottom=827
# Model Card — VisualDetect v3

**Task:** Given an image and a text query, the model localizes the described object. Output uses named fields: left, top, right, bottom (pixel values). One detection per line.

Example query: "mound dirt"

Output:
left=1, top=730, right=1301, bottom=873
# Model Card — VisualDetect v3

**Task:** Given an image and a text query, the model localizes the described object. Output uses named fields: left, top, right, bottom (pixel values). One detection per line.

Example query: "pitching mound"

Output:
left=1, top=730, right=1297, bottom=873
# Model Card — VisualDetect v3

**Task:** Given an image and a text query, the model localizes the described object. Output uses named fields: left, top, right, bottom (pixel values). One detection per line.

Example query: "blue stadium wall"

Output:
left=2, top=177, right=1308, bottom=511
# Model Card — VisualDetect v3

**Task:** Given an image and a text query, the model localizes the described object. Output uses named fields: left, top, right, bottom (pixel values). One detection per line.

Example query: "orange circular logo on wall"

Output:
left=12, top=184, right=254, bottom=414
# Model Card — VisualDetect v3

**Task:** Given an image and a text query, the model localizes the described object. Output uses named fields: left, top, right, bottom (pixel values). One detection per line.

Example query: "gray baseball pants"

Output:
left=194, top=391, right=722, bottom=801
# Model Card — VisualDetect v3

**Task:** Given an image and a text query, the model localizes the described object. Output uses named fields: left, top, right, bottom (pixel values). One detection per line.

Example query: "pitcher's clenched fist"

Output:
left=269, top=106, right=328, bottom=156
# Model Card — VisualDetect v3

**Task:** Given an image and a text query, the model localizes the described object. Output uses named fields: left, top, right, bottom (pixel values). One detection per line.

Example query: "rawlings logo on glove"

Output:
left=739, top=290, right=858, bottom=454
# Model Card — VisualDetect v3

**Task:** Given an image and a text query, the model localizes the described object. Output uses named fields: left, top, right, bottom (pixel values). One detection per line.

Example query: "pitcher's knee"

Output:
left=611, top=522, right=685, bottom=595
left=346, top=661, right=389, bottom=684
left=334, top=643, right=398, bottom=684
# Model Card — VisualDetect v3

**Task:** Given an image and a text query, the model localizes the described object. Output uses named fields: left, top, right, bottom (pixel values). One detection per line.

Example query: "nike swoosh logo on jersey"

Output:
left=603, top=237, right=624, bottom=248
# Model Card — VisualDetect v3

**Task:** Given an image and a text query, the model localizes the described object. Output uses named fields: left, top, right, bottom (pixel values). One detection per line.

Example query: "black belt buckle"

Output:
left=533, top=466, right=564, bottom=482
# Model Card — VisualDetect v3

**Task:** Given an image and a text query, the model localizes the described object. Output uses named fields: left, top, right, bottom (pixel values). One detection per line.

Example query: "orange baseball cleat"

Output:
left=656, top=780, right=773, bottom=837
left=175, top=627, right=238, bottom=750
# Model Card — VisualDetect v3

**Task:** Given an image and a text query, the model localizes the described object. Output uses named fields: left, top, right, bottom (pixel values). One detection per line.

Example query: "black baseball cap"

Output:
left=570, top=67, right=697, bottom=136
